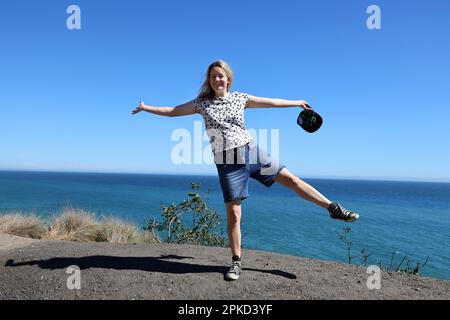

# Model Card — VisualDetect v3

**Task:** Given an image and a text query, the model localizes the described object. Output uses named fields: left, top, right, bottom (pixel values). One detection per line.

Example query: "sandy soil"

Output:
left=0, top=234, right=39, bottom=252
left=0, top=236, right=449, bottom=300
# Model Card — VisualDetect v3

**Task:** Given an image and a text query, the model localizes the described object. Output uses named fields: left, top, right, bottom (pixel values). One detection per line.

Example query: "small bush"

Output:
left=145, top=182, right=228, bottom=247
left=338, top=227, right=429, bottom=276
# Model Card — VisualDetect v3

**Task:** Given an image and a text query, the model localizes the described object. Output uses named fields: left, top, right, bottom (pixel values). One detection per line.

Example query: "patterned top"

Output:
left=192, top=91, right=253, bottom=153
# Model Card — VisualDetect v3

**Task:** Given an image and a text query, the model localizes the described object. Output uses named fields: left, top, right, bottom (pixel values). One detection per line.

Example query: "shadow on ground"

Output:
left=5, top=254, right=297, bottom=280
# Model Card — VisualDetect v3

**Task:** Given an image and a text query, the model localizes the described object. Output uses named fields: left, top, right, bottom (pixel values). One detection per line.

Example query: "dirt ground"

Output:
left=0, top=234, right=449, bottom=300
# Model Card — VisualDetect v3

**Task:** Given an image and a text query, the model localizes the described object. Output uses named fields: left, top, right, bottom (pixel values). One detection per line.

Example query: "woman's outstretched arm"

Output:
left=131, top=101, right=198, bottom=117
left=246, top=95, right=312, bottom=110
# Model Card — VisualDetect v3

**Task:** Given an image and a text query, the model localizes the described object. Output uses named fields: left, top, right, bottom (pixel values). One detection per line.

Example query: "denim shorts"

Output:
left=214, top=140, right=286, bottom=203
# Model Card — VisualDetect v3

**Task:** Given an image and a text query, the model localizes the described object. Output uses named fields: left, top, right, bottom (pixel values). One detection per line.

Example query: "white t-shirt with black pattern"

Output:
left=192, top=91, right=253, bottom=153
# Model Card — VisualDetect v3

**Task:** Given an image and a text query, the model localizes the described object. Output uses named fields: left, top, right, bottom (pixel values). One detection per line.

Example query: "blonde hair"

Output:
left=197, top=60, right=234, bottom=101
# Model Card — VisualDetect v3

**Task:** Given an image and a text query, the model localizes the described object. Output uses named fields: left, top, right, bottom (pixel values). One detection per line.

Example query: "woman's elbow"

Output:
left=166, top=107, right=177, bottom=117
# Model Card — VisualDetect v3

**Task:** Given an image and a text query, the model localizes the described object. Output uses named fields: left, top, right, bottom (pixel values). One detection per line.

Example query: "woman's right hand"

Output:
left=131, top=101, right=145, bottom=115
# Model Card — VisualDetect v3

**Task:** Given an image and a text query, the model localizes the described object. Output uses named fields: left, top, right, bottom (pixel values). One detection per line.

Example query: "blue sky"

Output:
left=0, top=0, right=449, bottom=182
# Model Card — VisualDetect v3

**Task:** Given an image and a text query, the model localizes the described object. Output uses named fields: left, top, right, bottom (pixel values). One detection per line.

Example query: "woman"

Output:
left=132, top=60, right=359, bottom=281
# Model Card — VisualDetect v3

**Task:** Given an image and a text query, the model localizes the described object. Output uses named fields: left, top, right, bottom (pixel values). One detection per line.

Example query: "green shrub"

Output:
left=145, top=182, right=228, bottom=247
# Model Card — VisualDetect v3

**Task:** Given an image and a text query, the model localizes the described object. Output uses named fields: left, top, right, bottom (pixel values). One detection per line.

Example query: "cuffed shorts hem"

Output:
left=264, top=165, right=287, bottom=187
left=224, top=194, right=249, bottom=204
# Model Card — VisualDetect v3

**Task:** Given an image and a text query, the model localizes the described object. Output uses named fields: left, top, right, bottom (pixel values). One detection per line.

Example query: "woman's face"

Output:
left=209, top=67, right=229, bottom=96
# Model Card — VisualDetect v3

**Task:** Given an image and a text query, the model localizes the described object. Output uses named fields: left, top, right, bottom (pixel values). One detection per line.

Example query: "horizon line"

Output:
left=1, top=168, right=449, bottom=184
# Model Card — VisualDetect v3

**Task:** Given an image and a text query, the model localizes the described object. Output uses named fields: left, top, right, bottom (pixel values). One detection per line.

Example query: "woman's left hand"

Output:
left=299, top=100, right=313, bottom=111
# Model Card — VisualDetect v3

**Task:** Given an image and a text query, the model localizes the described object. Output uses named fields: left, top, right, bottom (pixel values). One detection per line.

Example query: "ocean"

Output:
left=1, top=170, right=449, bottom=280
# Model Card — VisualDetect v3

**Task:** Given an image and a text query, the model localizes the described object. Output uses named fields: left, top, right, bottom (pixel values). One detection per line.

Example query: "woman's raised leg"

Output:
left=273, top=168, right=359, bottom=221
left=273, top=168, right=331, bottom=209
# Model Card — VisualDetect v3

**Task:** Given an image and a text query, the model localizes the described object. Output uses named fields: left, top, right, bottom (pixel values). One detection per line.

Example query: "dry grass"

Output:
left=99, top=217, right=141, bottom=243
left=98, top=217, right=159, bottom=244
left=0, top=208, right=160, bottom=244
left=42, top=208, right=102, bottom=242
left=141, top=230, right=161, bottom=244
left=0, top=213, right=46, bottom=239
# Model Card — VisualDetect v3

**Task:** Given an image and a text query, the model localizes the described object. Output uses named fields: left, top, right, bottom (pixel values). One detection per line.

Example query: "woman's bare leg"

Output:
left=226, top=200, right=242, bottom=257
left=273, top=168, right=331, bottom=209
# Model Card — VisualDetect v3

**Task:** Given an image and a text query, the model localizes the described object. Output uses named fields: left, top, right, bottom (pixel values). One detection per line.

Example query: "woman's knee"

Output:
left=277, top=169, right=300, bottom=186
left=288, top=174, right=301, bottom=185
left=226, top=203, right=241, bottom=224
left=227, top=213, right=241, bottom=225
